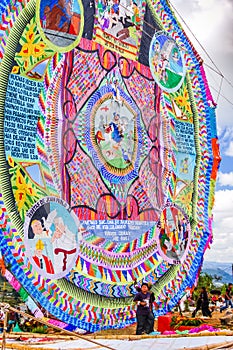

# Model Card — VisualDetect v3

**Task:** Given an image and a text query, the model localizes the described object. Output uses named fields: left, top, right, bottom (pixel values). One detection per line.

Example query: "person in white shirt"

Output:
left=51, top=217, right=77, bottom=273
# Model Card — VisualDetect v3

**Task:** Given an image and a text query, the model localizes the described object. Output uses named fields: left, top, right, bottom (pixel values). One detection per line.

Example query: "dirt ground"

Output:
left=94, top=309, right=228, bottom=336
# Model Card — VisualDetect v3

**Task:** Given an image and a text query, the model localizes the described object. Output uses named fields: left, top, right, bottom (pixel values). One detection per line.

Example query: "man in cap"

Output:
left=133, top=282, right=155, bottom=335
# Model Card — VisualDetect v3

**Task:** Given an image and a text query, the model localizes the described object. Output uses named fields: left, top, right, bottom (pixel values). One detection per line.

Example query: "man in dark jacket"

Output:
left=133, top=282, right=155, bottom=335
left=192, top=286, right=212, bottom=317
left=220, top=283, right=233, bottom=312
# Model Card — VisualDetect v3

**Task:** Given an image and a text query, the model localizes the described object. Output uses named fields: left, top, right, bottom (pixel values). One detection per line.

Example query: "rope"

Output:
left=209, top=85, right=233, bottom=108
left=105, top=0, right=233, bottom=112
left=216, top=76, right=223, bottom=104
left=167, top=0, right=223, bottom=77
left=168, top=0, right=233, bottom=111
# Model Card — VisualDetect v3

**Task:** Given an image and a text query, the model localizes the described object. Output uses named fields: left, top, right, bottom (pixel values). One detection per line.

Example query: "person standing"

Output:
left=133, top=282, right=155, bottom=335
left=220, top=283, right=233, bottom=312
left=192, top=287, right=212, bottom=317
left=201, top=287, right=212, bottom=317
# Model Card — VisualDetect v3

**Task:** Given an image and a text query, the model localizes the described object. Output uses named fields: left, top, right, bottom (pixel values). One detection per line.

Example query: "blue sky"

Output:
left=172, top=0, right=233, bottom=262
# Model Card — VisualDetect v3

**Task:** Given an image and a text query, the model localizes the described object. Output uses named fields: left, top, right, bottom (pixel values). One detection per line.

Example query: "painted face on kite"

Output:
left=0, top=0, right=220, bottom=332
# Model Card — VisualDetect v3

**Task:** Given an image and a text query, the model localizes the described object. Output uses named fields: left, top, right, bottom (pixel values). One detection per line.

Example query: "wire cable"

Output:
left=167, top=0, right=224, bottom=77
left=100, top=1, right=233, bottom=108
left=167, top=0, right=233, bottom=110
left=210, top=84, right=233, bottom=108
left=216, top=76, right=224, bottom=103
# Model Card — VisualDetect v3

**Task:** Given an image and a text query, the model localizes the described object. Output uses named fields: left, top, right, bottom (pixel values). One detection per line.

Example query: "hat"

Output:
left=36, top=239, right=44, bottom=250
left=141, top=282, right=152, bottom=290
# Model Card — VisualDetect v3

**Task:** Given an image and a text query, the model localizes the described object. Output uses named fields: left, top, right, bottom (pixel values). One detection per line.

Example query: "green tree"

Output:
left=198, top=272, right=214, bottom=290
left=213, top=274, right=222, bottom=282
left=192, top=272, right=215, bottom=301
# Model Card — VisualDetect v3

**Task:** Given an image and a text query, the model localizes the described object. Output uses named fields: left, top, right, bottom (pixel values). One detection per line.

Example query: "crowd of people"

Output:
left=0, top=307, right=21, bottom=332
left=0, top=306, right=46, bottom=333
left=181, top=283, right=233, bottom=318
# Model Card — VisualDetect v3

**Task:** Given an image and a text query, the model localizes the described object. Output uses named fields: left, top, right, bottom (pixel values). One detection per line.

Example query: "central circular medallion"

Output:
left=85, top=84, right=142, bottom=184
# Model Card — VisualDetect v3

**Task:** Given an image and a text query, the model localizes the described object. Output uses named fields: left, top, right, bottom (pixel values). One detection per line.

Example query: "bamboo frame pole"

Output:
left=0, top=304, right=115, bottom=350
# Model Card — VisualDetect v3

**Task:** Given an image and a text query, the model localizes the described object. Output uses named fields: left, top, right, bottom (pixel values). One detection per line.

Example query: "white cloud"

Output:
left=213, top=189, right=233, bottom=215
left=225, top=141, right=233, bottom=157
left=217, top=127, right=233, bottom=154
left=218, top=171, right=233, bottom=186
left=171, top=0, right=233, bottom=129
left=172, top=0, right=233, bottom=52
left=204, top=189, right=233, bottom=262
left=219, top=127, right=233, bottom=143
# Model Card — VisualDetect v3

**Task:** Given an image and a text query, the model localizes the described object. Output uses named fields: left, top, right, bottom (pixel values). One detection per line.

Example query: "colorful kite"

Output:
left=0, top=0, right=220, bottom=332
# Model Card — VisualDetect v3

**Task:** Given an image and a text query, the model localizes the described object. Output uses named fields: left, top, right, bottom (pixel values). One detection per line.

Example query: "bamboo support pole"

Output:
left=0, top=304, right=116, bottom=350
left=211, top=341, right=233, bottom=349
left=1, top=311, right=8, bottom=350
left=181, top=340, right=233, bottom=350
left=2, top=344, right=56, bottom=350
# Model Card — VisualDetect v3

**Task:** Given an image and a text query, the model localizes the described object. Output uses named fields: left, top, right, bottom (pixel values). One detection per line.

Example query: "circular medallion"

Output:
left=156, top=204, right=191, bottom=264
left=85, top=84, right=142, bottom=184
left=24, top=196, right=79, bottom=279
left=149, top=32, right=186, bottom=92
left=37, top=0, right=84, bottom=52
